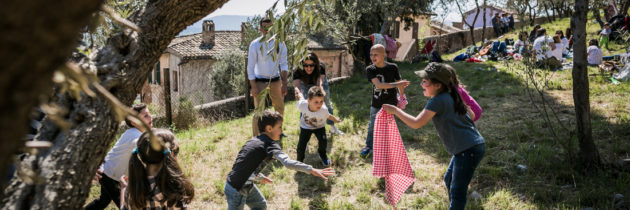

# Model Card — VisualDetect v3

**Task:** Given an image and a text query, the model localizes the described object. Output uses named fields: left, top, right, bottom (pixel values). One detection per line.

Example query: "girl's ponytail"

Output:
left=448, top=83, right=467, bottom=115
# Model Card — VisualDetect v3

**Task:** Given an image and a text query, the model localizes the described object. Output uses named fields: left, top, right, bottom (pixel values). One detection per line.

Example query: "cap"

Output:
left=414, top=62, right=453, bottom=85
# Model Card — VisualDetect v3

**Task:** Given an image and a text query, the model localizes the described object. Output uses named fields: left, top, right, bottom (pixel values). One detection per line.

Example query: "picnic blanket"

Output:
left=372, top=109, right=415, bottom=207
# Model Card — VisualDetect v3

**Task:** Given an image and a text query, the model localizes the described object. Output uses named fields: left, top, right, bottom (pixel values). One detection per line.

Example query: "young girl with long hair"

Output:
left=121, top=128, right=194, bottom=209
left=382, top=63, right=485, bottom=210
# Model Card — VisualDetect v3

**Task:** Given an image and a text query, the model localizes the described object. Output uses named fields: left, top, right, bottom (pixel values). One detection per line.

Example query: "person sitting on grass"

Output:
left=120, top=128, right=194, bottom=209
left=587, top=39, right=603, bottom=66
left=382, top=63, right=485, bottom=210
left=296, top=86, right=342, bottom=166
left=224, top=110, right=335, bottom=209
left=599, top=23, right=611, bottom=50
left=513, top=31, right=530, bottom=55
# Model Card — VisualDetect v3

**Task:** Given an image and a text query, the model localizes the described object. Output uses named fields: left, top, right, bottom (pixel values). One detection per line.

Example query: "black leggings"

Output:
left=296, top=127, right=327, bottom=162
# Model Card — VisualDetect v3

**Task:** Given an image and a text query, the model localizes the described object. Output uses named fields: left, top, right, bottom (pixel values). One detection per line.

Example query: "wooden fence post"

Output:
left=244, top=53, right=250, bottom=113
left=164, top=68, right=172, bottom=126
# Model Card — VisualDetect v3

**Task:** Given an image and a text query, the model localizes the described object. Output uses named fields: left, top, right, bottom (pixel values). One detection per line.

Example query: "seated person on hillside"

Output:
left=548, top=35, right=564, bottom=62
left=587, top=39, right=603, bottom=66
left=514, top=31, right=530, bottom=55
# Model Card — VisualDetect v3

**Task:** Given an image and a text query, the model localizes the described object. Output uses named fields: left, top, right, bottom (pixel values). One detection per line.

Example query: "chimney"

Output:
left=202, top=20, right=215, bottom=46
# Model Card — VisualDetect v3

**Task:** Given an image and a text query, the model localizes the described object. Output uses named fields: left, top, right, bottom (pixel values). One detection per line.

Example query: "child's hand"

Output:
left=119, top=175, right=128, bottom=189
left=311, top=168, right=335, bottom=180
left=396, top=80, right=411, bottom=89
left=333, top=116, right=341, bottom=123
left=397, top=94, right=408, bottom=109
left=382, top=104, right=400, bottom=115
left=260, top=176, right=273, bottom=184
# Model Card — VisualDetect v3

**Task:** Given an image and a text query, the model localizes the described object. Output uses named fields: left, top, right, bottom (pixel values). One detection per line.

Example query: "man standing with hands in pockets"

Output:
left=248, top=17, right=289, bottom=137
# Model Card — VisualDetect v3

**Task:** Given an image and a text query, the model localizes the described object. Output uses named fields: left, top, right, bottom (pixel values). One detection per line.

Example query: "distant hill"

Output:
left=178, top=15, right=252, bottom=36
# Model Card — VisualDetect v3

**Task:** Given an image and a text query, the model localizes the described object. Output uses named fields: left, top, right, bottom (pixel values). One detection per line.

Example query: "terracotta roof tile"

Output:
left=167, top=31, right=244, bottom=60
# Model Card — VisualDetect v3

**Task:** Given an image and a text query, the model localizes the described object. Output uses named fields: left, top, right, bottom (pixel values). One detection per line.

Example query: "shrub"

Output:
left=210, top=49, right=246, bottom=100
left=173, top=96, right=197, bottom=130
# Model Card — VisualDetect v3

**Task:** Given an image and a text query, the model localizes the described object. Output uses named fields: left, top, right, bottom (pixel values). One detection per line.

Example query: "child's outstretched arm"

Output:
left=395, top=79, right=410, bottom=95
left=327, top=115, right=341, bottom=123
left=311, top=168, right=335, bottom=180
left=382, top=104, right=435, bottom=129
left=370, top=78, right=410, bottom=91
left=274, top=151, right=313, bottom=173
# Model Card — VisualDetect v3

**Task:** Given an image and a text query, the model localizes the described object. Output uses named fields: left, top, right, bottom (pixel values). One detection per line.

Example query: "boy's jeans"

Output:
left=444, top=143, right=486, bottom=210
left=364, top=106, right=379, bottom=150
left=225, top=182, right=267, bottom=210
left=300, top=78, right=334, bottom=125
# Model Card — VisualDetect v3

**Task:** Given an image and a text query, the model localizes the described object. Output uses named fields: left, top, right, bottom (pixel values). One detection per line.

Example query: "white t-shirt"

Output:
left=99, top=128, right=142, bottom=181
left=514, top=40, right=528, bottom=49
left=587, top=46, right=603, bottom=65
left=297, top=99, right=330, bottom=129
left=533, top=36, right=554, bottom=60
left=549, top=43, right=564, bottom=61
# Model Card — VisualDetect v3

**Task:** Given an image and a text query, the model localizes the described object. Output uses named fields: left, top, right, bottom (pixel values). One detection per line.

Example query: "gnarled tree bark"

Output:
left=1, top=0, right=229, bottom=208
left=0, top=0, right=105, bottom=200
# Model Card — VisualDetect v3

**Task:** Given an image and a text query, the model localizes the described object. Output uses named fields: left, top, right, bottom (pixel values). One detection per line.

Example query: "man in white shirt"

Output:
left=85, top=104, right=152, bottom=210
left=533, top=28, right=555, bottom=61
left=248, top=17, right=289, bottom=136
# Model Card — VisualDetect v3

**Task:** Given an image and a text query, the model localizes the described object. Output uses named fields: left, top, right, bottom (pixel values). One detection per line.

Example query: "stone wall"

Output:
left=422, top=16, right=553, bottom=54
left=311, top=49, right=354, bottom=78
left=179, top=59, right=216, bottom=105
left=194, top=76, right=350, bottom=122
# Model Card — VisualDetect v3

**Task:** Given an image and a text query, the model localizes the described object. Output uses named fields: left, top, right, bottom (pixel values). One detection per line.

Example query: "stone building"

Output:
left=142, top=20, right=245, bottom=105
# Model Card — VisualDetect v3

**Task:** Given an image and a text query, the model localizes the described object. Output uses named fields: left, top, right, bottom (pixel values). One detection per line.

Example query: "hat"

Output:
left=415, top=63, right=453, bottom=85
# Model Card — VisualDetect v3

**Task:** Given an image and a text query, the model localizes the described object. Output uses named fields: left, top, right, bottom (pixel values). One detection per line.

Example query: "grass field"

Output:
left=87, top=17, right=630, bottom=209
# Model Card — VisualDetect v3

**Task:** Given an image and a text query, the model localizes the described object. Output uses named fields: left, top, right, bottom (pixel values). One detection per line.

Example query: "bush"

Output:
left=210, top=49, right=246, bottom=100
left=173, top=96, right=197, bottom=130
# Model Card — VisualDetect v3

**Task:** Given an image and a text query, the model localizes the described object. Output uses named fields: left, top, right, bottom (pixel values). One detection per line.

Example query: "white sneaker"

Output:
left=330, top=125, right=344, bottom=135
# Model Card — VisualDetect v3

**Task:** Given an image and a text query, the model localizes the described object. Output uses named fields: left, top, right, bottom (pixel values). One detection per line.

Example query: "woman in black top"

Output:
left=292, top=52, right=343, bottom=134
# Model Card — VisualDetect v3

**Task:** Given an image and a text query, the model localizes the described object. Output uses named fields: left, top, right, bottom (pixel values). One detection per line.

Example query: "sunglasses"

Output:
left=303, top=64, right=315, bottom=68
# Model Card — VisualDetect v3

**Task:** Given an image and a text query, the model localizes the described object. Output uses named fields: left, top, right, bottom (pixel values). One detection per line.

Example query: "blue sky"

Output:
left=206, top=0, right=286, bottom=18
left=205, top=0, right=483, bottom=23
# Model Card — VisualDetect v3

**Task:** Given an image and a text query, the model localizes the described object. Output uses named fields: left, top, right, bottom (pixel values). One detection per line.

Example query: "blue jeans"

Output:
left=444, top=143, right=486, bottom=210
left=364, top=107, right=379, bottom=149
left=224, top=182, right=267, bottom=210
left=300, top=78, right=334, bottom=125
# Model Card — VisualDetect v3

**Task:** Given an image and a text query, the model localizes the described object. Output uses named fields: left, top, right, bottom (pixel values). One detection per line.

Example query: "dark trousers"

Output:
left=85, top=174, right=121, bottom=210
left=296, top=127, right=327, bottom=162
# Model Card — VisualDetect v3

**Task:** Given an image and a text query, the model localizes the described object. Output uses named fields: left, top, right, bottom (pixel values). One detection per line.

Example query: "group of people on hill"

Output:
left=87, top=17, right=488, bottom=210
left=492, top=13, right=515, bottom=37
left=523, top=24, right=607, bottom=68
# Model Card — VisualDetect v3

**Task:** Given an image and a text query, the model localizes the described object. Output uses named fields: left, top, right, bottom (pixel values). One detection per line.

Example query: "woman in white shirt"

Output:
left=587, top=39, right=603, bottom=65
left=549, top=35, right=564, bottom=61
left=514, top=31, right=530, bottom=55
left=555, top=30, right=569, bottom=56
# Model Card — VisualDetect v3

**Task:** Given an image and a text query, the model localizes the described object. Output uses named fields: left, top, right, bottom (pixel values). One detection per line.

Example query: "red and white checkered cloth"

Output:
left=372, top=108, right=415, bottom=207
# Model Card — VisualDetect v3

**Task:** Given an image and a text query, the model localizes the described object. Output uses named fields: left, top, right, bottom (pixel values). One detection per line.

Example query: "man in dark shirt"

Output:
left=360, top=44, right=409, bottom=158
left=225, top=110, right=334, bottom=209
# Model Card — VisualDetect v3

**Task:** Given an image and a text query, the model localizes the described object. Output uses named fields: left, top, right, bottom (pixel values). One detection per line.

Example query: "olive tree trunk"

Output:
left=1, top=0, right=229, bottom=209
left=571, top=0, right=601, bottom=169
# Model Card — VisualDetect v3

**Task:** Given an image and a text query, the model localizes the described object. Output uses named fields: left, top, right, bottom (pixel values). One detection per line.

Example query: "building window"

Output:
left=155, top=62, right=161, bottom=85
left=173, top=70, right=178, bottom=92
left=148, top=71, right=153, bottom=84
